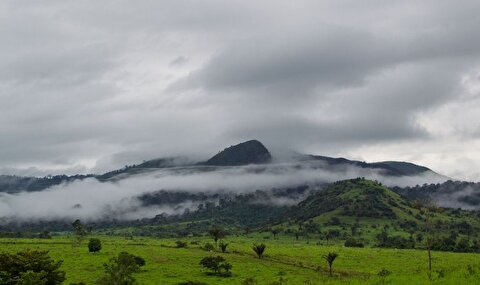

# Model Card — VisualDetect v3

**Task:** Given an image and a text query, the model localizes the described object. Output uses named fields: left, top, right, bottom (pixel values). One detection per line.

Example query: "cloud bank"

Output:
left=0, top=162, right=447, bottom=222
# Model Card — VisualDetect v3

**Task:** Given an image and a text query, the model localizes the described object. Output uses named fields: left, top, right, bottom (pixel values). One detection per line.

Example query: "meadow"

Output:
left=1, top=235, right=479, bottom=285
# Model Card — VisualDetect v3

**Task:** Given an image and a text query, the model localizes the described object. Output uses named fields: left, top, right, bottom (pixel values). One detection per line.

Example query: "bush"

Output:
left=96, top=252, right=145, bottom=285
left=134, top=256, right=146, bottom=267
left=344, top=238, right=364, bottom=248
left=176, top=240, right=188, bottom=248
left=219, top=241, right=229, bottom=253
left=0, top=250, right=66, bottom=284
left=203, top=242, right=215, bottom=251
left=199, top=256, right=232, bottom=277
left=88, top=238, right=102, bottom=253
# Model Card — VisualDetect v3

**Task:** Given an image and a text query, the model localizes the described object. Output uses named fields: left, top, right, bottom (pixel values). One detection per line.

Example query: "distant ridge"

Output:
left=204, top=140, right=272, bottom=166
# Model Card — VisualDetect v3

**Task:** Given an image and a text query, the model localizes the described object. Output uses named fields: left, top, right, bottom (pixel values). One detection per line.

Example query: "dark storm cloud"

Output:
left=1, top=1, right=480, bottom=179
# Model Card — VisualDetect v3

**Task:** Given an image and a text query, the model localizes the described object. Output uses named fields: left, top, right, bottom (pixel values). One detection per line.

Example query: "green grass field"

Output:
left=1, top=235, right=479, bottom=285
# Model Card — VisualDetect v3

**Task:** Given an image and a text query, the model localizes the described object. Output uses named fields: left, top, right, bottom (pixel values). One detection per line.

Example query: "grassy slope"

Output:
left=1, top=236, right=479, bottom=285
left=277, top=179, right=480, bottom=244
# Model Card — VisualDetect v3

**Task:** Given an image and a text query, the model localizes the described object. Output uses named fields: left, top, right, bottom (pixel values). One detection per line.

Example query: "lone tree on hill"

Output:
left=88, top=238, right=102, bottom=253
left=323, top=252, right=338, bottom=277
left=252, top=243, right=266, bottom=259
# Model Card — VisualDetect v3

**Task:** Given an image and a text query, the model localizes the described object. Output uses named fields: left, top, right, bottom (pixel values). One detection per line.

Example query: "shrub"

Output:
left=219, top=241, right=229, bottom=253
left=378, top=268, right=391, bottom=285
left=134, top=256, right=146, bottom=267
left=199, top=256, right=232, bottom=277
left=344, top=238, right=364, bottom=248
left=176, top=240, right=188, bottom=248
left=88, top=238, right=102, bottom=253
left=96, top=252, right=145, bottom=285
left=203, top=243, right=215, bottom=251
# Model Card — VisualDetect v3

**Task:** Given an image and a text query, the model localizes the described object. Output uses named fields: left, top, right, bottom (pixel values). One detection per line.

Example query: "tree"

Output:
left=252, top=243, right=266, bottom=259
left=271, top=229, right=279, bottom=239
left=199, top=256, right=232, bottom=276
left=96, top=252, right=145, bottom=285
left=219, top=241, right=229, bottom=253
left=88, top=238, right=102, bottom=253
left=208, top=228, right=226, bottom=247
left=323, top=252, right=338, bottom=277
left=0, top=250, right=66, bottom=284
left=424, top=201, right=440, bottom=279
left=72, top=219, right=87, bottom=245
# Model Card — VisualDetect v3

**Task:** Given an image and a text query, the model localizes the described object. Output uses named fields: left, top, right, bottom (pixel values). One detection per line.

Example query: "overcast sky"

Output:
left=1, top=1, right=480, bottom=181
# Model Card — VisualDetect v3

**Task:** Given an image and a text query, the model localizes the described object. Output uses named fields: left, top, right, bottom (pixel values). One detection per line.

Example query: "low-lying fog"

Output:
left=0, top=161, right=447, bottom=222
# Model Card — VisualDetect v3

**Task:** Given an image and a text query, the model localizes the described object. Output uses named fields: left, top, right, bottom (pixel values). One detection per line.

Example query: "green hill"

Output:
left=272, top=178, right=480, bottom=250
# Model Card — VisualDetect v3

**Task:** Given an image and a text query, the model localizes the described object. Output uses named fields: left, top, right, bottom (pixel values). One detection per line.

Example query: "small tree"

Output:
left=424, top=201, right=440, bottom=279
left=271, top=229, right=279, bottom=239
left=219, top=241, right=229, bottom=253
left=72, top=219, right=87, bottom=245
left=323, top=252, right=338, bottom=277
left=88, top=238, right=102, bottom=253
left=209, top=228, right=226, bottom=247
left=199, top=256, right=232, bottom=276
left=252, top=243, right=266, bottom=259
left=96, top=252, right=145, bottom=285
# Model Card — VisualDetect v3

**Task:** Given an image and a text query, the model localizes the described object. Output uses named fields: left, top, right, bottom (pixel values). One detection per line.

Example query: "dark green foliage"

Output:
left=344, top=238, right=364, bottom=248
left=133, top=256, right=146, bottom=267
left=96, top=252, right=145, bottom=285
left=203, top=243, right=215, bottom=251
left=428, top=237, right=479, bottom=253
left=72, top=220, right=87, bottom=245
left=323, top=252, right=338, bottom=277
left=376, top=231, right=415, bottom=249
left=252, top=243, right=266, bottom=259
left=208, top=228, right=226, bottom=246
left=0, top=174, right=93, bottom=193
left=176, top=241, right=188, bottom=248
left=199, top=256, right=232, bottom=276
left=88, top=238, right=102, bottom=253
left=38, top=230, right=51, bottom=239
left=219, top=241, right=229, bottom=253
left=393, top=180, right=480, bottom=208
left=0, top=250, right=66, bottom=285
left=378, top=268, right=391, bottom=285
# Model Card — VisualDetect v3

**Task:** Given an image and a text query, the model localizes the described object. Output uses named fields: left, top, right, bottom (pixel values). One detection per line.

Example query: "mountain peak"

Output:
left=205, top=140, right=272, bottom=166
